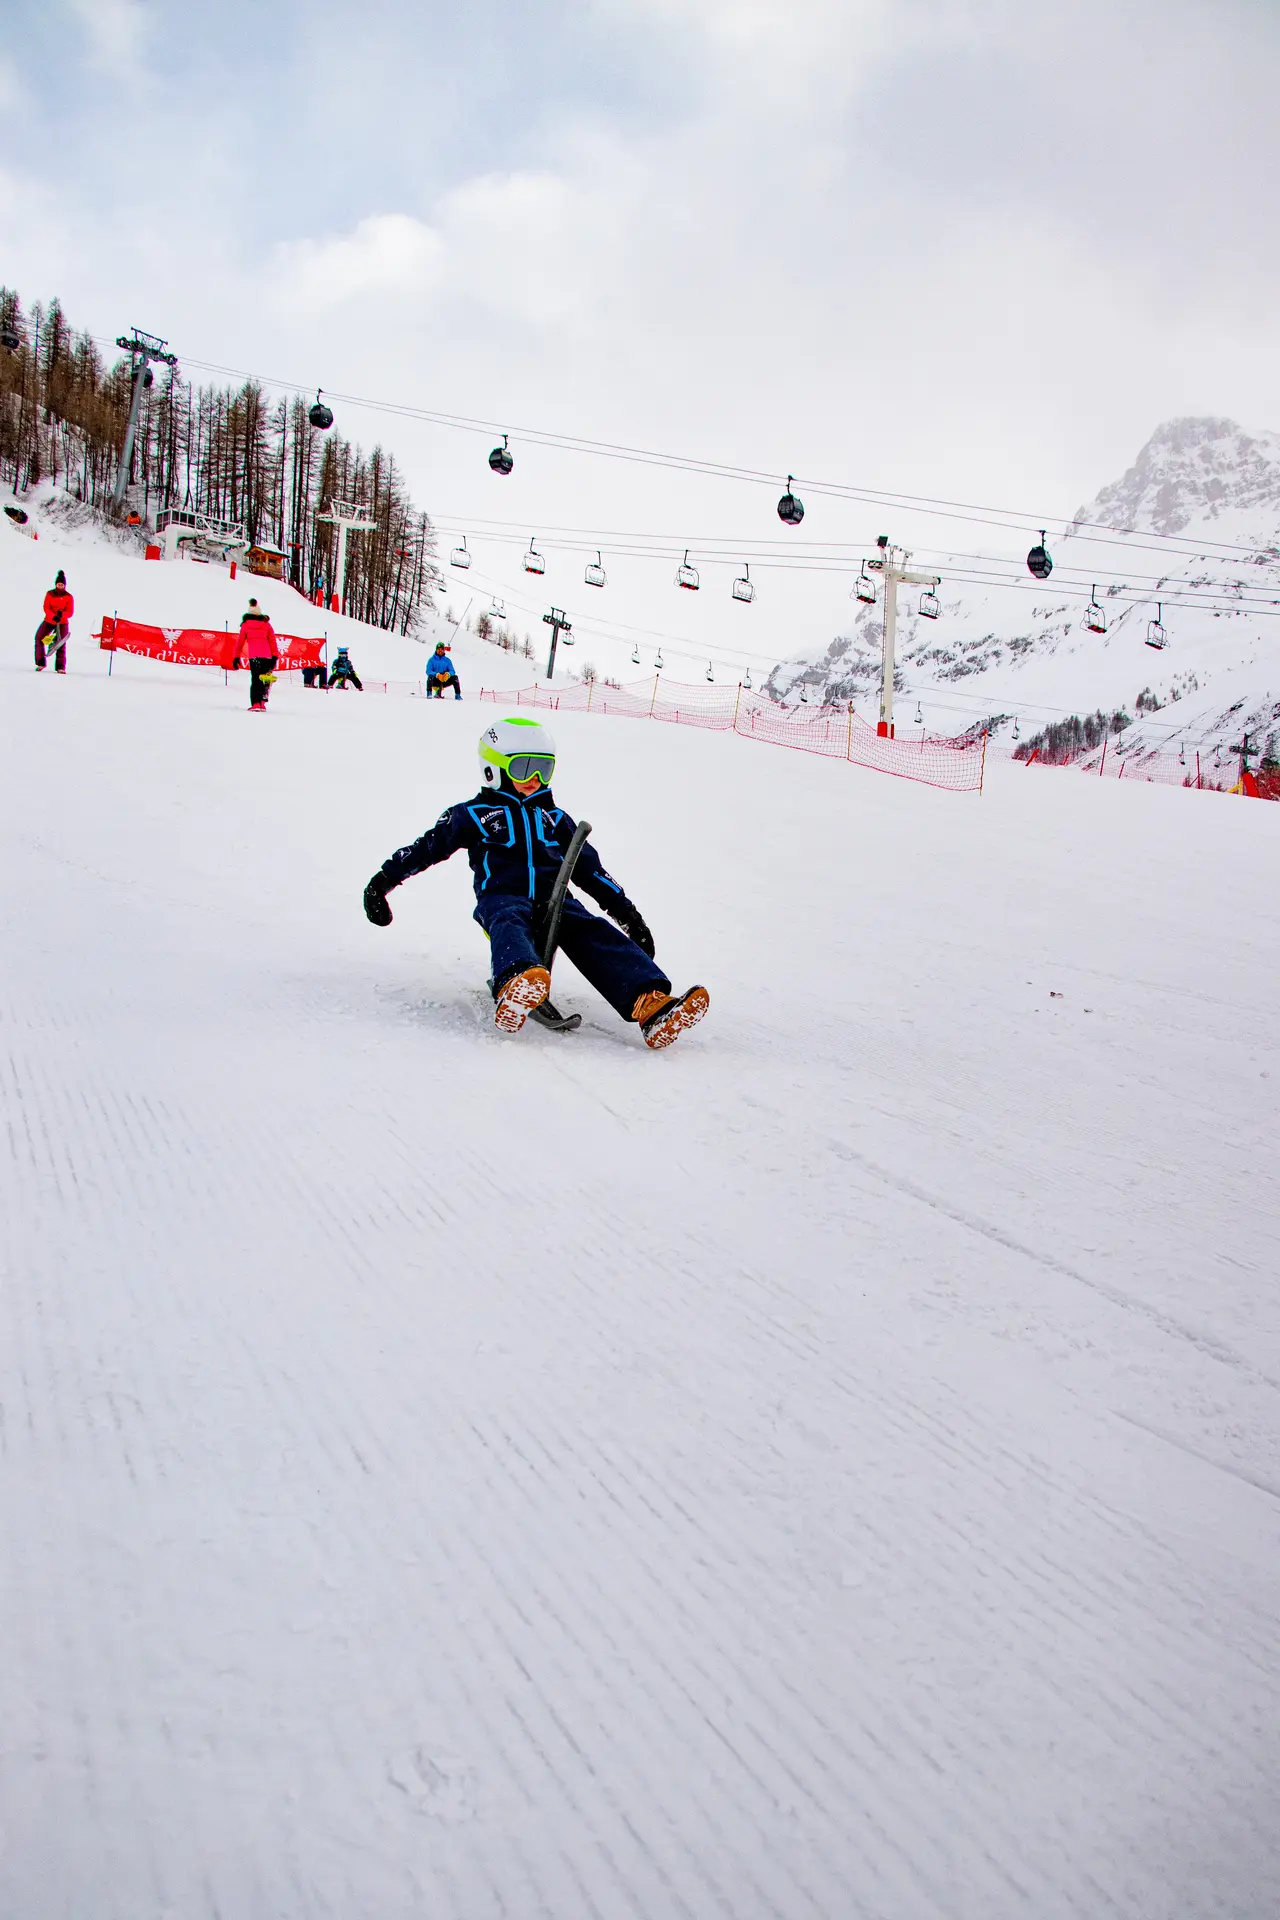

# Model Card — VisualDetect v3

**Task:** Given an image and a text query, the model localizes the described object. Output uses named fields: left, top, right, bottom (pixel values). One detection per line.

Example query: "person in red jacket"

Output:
left=237, top=597, right=279, bottom=710
left=35, top=570, right=73, bottom=673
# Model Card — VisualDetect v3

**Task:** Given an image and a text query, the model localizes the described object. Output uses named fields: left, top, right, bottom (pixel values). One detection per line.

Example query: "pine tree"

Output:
left=0, top=284, right=439, bottom=634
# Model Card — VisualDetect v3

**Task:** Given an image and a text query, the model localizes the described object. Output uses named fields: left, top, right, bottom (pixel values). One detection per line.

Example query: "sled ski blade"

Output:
left=530, top=1000, right=582, bottom=1034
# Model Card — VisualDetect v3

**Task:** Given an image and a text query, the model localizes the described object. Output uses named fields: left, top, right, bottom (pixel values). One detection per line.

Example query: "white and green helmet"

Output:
left=478, top=716, right=558, bottom=791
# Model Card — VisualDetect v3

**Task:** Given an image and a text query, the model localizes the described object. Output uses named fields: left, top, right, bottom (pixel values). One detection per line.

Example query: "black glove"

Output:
left=611, top=899, right=655, bottom=957
left=363, top=874, right=394, bottom=926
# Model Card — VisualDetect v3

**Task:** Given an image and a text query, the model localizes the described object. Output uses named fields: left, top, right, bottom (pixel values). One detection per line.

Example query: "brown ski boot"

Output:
left=632, top=985, right=710, bottom=1050
left=494, top=965, right=552, bottom=1033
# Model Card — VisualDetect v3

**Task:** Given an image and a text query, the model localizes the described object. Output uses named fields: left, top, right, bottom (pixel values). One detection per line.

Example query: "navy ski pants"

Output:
left=475, top=893, right=669, bottom=1020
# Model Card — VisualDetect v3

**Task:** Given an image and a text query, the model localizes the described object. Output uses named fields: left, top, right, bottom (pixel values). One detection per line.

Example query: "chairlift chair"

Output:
left=0, top=324, right=19, bottom=352
left=450, top=537, right=472, bottom=570
left=743, top=668, right=753, bottom=691
left=489, top=434, right=514, bottom=475
left=308, top=389, right=334, bottom=430
left=706, top=662, right=715, bottom=683
left=655, top=650, right=664, bottom=670
left=918, top=590, right=940, bottom=620
left=1145, top=602, right=1168, bottom=650
left=914, top=701, right=924, bottom=725
left=1083, top=587, right=1107, bottom=634
left=1013, top=717, right=1021, bottom=740
left=631, top=644, right=641, bottom=665
left=675, top=550, right=700, bottom=591
left=854, top=561, right=877, bottom=605
left=523, top=537, right=546, bottom=576
left=799, top=686, right=809, bottom=703
left=1026, top=531, right=1053, bottom=580
left=777, top=476, right=805, bottom=527
left=584, top=550, right=607, bottom=588
left=732, top=564, right=755, bottom=604
left=489, top=598, right=506, bottom=620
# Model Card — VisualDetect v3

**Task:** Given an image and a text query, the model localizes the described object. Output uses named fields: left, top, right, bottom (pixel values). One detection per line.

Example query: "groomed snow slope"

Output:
left=3, top=539, right=1280, bottom=1918
left=1, top=497, right=554, bottom=692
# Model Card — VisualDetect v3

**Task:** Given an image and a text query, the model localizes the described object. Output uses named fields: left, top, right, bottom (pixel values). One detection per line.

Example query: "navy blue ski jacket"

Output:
left=379, top=788, right=632, bottom=910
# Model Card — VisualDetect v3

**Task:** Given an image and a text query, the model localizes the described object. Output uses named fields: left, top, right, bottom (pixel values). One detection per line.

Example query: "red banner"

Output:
left=97, top=616, right=324, bottom=671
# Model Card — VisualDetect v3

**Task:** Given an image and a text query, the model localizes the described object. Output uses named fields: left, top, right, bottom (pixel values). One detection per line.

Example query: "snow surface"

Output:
left=3, top=524, right=1280, bottom=1918
left=2, top=487, right=554, bottom=693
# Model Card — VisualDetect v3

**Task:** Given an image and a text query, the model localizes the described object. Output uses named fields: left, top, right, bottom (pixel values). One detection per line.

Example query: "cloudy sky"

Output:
left=3, top=0, right=1278, bottom=671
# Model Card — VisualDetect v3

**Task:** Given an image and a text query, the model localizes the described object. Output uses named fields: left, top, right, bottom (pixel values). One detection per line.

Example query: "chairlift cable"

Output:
left=148, top=336, right=1278, bottom=571
left=428, top=514, right=1278, bottom=603
left=442, top=529, right=1280, bottom=618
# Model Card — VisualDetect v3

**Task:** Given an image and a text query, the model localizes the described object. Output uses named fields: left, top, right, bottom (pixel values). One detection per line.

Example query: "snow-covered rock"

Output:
left=1080, top=416, right=1280, bottom=540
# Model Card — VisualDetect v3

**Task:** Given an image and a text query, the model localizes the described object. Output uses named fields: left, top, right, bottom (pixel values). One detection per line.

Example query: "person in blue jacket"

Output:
left=362, top=716, right=709, bottom=1048
left=427, top=640, right=462, bottom=698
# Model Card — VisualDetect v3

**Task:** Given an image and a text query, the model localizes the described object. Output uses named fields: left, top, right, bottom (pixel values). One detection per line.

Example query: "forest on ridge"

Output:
left=0, top=288, right=439, bottom=635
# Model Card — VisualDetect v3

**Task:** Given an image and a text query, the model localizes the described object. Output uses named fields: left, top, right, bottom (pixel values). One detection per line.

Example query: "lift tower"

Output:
left=867, top=538, right=942, bottom=737
left=111, top=329, right=178, bottom=513
left=317, top=499, right=377, bottom=614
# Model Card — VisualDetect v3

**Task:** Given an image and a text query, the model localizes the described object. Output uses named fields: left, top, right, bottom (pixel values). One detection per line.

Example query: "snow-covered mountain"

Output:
left=1085, top=416, right=1280, bottom=537
left=767, top=418, right=1280, bottom=761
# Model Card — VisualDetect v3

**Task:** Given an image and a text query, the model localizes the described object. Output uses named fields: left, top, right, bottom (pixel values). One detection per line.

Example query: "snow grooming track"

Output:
left=2, top=551, right=1280, bottom=1918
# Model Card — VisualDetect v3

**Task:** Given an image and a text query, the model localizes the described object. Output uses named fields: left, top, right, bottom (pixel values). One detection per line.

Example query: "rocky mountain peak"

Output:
left=1073, top=415, right=1280, bottom=538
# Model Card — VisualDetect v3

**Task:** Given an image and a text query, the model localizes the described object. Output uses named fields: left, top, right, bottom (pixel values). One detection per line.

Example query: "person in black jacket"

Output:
left=362, top=717, right=709, bottom=1047
left=329, top=645, right=362, bottom=691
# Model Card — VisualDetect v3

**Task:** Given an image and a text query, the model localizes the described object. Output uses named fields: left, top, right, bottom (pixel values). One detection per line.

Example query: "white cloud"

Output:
left=6, top=0, right=1280, bottom=667
left=270, top=166, right=629, bottom=335
left=65, top=0, right=150, bottom=79
left=270, top=214, right=447, bottom=314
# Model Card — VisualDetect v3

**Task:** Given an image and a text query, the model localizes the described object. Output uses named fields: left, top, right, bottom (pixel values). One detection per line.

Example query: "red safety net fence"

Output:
left=97, top=616, right=324, bottom=671
left=478, top=677, right=986, bottom=793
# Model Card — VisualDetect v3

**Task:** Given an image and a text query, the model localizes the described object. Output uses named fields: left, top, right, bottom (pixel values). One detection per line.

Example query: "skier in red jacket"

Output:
left=35, top=570, right=73, bottom=673
left=237, top=598, right=279, bottom=710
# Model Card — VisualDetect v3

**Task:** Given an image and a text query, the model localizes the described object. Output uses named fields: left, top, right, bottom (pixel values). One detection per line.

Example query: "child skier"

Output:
left=362, top=717, right=709, bottom=1048
left=237, top=598, right=278, bottom=710
left=427, top=641, right=462, bottom=699
left=34, top=569, right=73, bottom=673
left=329, top=645, right=363, bottom=691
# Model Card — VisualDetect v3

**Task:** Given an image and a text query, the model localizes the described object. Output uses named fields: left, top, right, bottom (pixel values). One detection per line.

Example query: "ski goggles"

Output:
left=506, top=753, right=556, bottom=783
